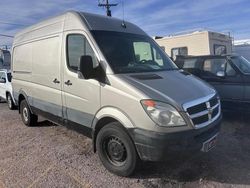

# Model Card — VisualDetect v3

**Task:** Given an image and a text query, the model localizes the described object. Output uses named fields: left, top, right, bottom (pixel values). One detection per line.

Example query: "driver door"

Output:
left=201, top=58, right=244, bottom=106
left=62, top=31, right=101, bottom=130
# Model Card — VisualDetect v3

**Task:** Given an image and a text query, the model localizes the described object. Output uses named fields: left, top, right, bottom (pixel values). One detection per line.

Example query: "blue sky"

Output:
left=0, top=0, right=250, bottom=48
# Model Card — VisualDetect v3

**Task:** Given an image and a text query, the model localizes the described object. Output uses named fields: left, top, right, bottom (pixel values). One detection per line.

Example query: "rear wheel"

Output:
left=7, top=94, right=15, bottom=110
left=96, top=122, right=138, bottom=177
left=20, top=100, right=38, bottom=126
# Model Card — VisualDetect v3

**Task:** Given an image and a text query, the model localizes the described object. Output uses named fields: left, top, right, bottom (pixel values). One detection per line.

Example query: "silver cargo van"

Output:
left=12, top=11, right=222, bottom=176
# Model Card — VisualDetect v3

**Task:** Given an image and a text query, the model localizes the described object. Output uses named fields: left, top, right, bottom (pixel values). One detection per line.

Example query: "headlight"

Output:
left=141, top=100, right=186, bottom=127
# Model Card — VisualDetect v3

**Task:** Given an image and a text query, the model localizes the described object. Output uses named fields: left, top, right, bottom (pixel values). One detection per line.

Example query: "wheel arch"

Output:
left=92, top=107, right=135, bottom=152
left=17, top=90, right=33, bottom=114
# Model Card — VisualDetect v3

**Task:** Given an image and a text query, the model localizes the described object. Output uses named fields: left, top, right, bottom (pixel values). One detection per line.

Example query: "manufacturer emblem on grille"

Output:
left=206, top=101, right=213, bottom=121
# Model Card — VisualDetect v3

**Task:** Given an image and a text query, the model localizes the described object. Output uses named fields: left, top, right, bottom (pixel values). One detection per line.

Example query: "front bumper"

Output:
left=128, top=115, right=222, bottom=161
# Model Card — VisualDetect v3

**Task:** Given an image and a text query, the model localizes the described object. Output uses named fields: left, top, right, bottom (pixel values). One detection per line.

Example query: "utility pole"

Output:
left=98, top=0, right=118, bottom=17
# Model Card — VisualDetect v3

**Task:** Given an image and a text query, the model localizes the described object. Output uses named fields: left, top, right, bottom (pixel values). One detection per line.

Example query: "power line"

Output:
left=0, top=34, right=14, bottom=38
left=98, top=0, right=118, bottom=17
left=0, top=21, right=27, bottom=27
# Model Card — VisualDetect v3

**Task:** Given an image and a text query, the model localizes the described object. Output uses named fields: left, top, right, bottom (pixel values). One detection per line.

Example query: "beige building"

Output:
left=155, top=30, right=233, bottom=60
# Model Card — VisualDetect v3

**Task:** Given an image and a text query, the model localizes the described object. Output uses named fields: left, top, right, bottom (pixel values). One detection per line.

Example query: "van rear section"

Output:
left=12, top=11, right=221, bottom=177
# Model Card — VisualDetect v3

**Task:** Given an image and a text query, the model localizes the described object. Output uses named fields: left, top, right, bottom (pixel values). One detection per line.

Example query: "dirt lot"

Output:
left=0, top=102, right=250, bottom=188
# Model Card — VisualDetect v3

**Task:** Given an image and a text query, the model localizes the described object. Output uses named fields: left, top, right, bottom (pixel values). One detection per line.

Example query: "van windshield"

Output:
left=92, top=31, right=178, bottom=74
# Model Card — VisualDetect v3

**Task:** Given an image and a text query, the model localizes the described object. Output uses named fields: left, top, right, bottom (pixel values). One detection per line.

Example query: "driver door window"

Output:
left=203, top=59, right=227, bottom=77
left=67, top=34, right=98, bottom=72
left=202, top=59, right=242, bottom=101
left=203, top=59, right=236, bottom=77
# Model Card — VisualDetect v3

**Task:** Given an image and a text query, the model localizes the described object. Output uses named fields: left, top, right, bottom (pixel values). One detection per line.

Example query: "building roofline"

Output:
left=156, top=29, right=231, bottom=40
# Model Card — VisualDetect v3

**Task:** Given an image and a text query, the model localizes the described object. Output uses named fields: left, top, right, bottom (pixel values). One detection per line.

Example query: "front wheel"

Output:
left=7, top=94, right=15, bottom=110
left=96, top=122, right=139, bottom=177
left=20, top=100, right=38, bottom=126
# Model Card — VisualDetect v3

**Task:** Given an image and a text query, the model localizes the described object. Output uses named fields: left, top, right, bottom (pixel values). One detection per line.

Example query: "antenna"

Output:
left=98, top=0, right=118, bottom=17
left=122, top=0, right=124, bottom=21
left=121, top=0, right=126, bottom=28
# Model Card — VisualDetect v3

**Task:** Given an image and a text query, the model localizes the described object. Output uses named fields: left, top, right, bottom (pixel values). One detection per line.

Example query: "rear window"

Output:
left=214, top=44, right=227, bottom=55
left=171, top=47, right=188, bottom=60
left=183, top=59, right=197, bottom=68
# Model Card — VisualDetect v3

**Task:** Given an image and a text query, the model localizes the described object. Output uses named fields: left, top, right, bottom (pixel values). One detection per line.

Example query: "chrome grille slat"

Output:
left=190, top=103, right=220, bottom=119
left=183, top=94, right=221, bottom=129
left=190, top=109, right=209, bottom=119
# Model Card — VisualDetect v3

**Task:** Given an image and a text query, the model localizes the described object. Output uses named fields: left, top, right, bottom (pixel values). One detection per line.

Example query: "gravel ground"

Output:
left=0, top=101, right=250, bottom=188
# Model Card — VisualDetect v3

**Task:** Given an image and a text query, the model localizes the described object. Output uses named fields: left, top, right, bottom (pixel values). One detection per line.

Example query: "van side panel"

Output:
left=12, top=43, right=33, bottom=104
left=32, top=35, right=63, bottom=118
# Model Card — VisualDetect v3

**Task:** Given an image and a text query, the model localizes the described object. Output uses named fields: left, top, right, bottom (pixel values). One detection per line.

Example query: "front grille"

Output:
left=192, top=114, right=209, bottom=125
left=185, top=95, right=220, bottom=128
left=187, top=103, right=207, bottom=115
left=212, top=106, right=219, bottom=118
left=209, top=98, right=218, bottom=107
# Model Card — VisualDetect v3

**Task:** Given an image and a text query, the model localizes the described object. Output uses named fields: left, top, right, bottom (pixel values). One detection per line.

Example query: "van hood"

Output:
left=118, top=70, right=216, bottom=110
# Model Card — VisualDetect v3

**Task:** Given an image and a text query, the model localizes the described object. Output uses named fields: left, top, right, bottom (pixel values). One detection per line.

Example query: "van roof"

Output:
left=79, top=12, right=146, bottom=34
left=14, top=11, right=146, bottom=45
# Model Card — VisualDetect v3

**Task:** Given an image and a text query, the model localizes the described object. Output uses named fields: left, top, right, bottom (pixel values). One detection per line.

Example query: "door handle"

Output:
left=65, top=80, right=72, bottom=86
left=53, top=78, right=60, bottom=84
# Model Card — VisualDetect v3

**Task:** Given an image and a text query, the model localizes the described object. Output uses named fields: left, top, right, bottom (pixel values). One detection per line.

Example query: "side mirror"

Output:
left=0, top=78, right=6, bottom=83
left=78, top=55, right=94, bottom=79
left=216, top=71, right=225, bottom=78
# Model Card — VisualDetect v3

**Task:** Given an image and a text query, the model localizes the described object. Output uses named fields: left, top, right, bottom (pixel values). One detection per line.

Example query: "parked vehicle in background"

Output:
left=175, top=55, right=250, bottom=112
left=0, top=49, right=11, bottom=69
left=233, top=39, right=250, bottom=61
left=12, top=11, right=221, bottom=176
left=0, top=69, right=16, bottom=110
left=154, top=30, right=232, bottom=61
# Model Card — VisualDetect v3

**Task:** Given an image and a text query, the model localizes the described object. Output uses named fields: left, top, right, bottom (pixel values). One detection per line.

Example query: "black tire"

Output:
left=20, top=100, right=38, bottom=126
left=96, top=122, right=138, bottom=177
left=6, top=93, right=15, bottom=110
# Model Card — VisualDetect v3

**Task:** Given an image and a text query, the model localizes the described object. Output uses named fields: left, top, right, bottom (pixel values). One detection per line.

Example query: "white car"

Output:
left=0, top=69, right=16, bottom=110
